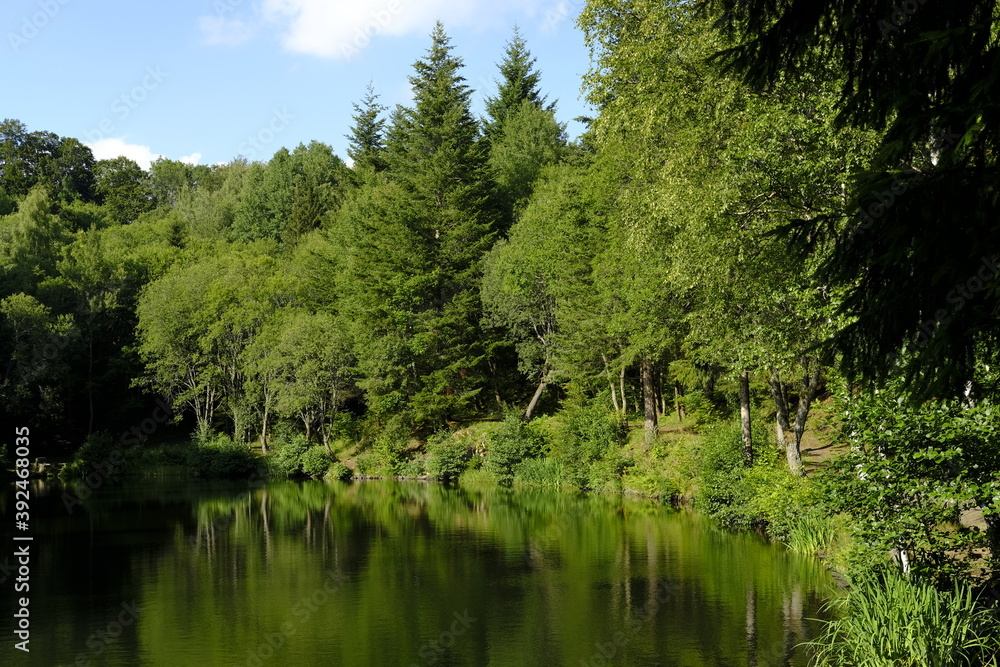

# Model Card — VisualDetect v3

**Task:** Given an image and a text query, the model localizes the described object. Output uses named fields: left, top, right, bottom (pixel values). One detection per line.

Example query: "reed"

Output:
left=783, top=510, right=839, bottom=556
left=807, top=572, right=1000, bottom=666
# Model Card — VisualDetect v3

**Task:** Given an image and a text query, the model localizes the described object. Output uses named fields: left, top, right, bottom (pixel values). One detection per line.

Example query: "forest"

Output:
left=4, top=1, right=1000, bottom=663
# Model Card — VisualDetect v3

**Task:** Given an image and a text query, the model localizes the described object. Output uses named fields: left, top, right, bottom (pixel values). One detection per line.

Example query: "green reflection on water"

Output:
left=2, top=479, right=834, bottom=666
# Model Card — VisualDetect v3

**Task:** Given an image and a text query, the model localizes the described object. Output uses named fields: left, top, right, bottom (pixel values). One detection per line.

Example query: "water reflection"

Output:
left=1, top=479, right=833, bottom=666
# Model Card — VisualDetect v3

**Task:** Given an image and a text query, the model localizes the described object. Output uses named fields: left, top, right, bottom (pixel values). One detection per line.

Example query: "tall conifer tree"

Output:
left=334, top=23, right=495, bottom=427
left=345, top=83, right=388, bottom=173
left=483, top=27, right=553, bottom=141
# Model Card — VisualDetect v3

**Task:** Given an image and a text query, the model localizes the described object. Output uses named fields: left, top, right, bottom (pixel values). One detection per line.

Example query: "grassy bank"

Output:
left=56, top=401, right=855, bottom=566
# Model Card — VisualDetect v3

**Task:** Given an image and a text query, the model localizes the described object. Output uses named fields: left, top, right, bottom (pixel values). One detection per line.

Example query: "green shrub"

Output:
left=355, top=450, right=380, bottom=476
left=60, top=433, right=132, bottom=481
left=300, top=445, right=331, bottom=479
left=743, top=464, right=815, bottom=539
left=466, top=449, right=484, bottom=470
left=425, top=431, right=471, bottom=483
left=585, top=454, right=633, bottom=493
left=268, top=434, right=310, bottom=477
left=550, top=400, right=627, bottom=490
left=153, top=442, right=191, bottom=467
left=327, top=411, right=361, bottom=441
left=622, top=470, right=680, bottom=502
left=367, top=417, right=410, bottom=475
left=563, top=400, right=627, bottom=458
left=458, top=467, right=495, bottom=486
left=486, top=414, right=545, bottom=485
left=679, top=390, right=718, bottom=429
left=695, top=419, right=790, bottom=529
left=819, top=379, right=1000, bottom=583
left=397, top=457, right=425, bottom=478
left=808, top=573, right=1000, bottom=666
left=325, top=461, right=353, bottom=482
left=186, top=433, right=260, bottom=479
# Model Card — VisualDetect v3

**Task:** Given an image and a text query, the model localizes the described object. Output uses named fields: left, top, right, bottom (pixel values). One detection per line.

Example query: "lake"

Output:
left=0, top=478, right=834, bottom=666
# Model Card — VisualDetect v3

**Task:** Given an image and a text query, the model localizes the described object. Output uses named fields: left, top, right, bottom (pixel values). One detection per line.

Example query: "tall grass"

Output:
left=784, top=510, right=839, bottom=556
left=807, top=572, right=1000, bottom=666
left=513, top=457, right=564, bottom=488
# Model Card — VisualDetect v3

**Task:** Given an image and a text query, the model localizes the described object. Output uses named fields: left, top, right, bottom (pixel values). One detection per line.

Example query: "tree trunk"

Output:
left=898, top=547, right=911, bottom=575
left=641, top=357, right=658, bottom=445
left=789, top=360, right=821, bottom=476
left=766, top=369, right=791, bottom=446
left=232, top=410, right=242, bottom=445
left=487, top=358, right=504, bottom=412
left=982, top=510, right=1000, bottom=566
left=964, top=380, right=976, bottom=409
left=658, top=371, right=667, bottom=419
left=525, top=372, right=547, bottom=421
left=206, top=386, right=215, bottom=433
left=260, top=401, right=269, bottom=454
left=675, top=382, right=685, bottom=422
left=602, top=354, right=620, bottom=412
left=739, top=370, right=753, bottom=466
left=620, top=365, right=628, bottom=416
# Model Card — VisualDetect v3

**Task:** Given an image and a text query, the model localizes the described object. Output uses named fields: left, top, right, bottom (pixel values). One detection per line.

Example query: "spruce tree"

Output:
left=335, top=22, right=496, bottom=427
left=345, top=83, right=388, bottom=172
left=482, top=26, right=553, bottom=141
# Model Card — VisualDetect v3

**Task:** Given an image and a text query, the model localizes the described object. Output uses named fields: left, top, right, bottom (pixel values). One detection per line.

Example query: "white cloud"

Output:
left=263, top=0, right=463, bottom=59
left=85, top=139, right=201, bottom=170
left=198, top=16, right=257, bottom=46
left=86, top=138, right=162, bottom=170
left=200, top=0, right=537, bottom=60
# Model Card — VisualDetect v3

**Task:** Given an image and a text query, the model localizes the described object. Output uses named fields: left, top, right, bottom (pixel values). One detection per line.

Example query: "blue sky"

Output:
left=1, top=0, right=593, bottom=169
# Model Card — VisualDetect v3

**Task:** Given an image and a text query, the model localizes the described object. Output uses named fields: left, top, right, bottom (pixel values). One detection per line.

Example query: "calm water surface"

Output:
left=0, top=478, right=835, bottom=666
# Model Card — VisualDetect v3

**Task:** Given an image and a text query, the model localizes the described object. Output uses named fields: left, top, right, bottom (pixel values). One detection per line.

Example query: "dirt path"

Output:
left=799, top=398, right=847, bottom=475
